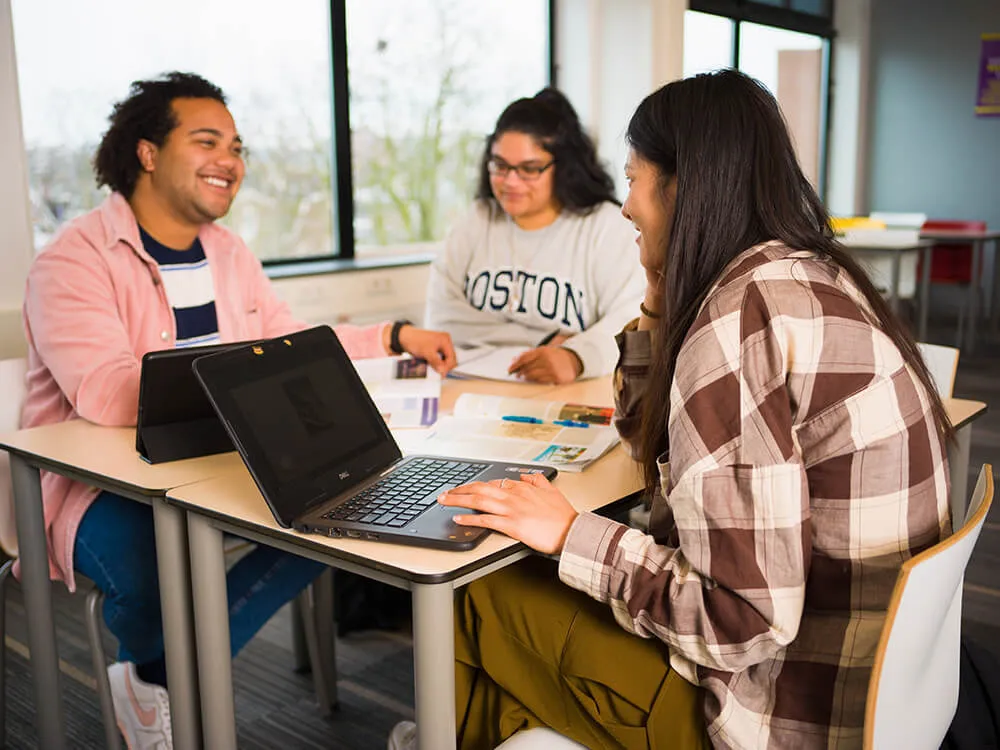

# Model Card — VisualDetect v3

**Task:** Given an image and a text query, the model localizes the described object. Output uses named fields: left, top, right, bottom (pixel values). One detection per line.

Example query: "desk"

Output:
left=166, top=377, right=643, bottom=750
left=841, top=239, right=934, bottom=338
left=0, top=423, right=243, bottom=750
left=0, top=385, right=985, bottom=750
left=918, top=228, right=1000, bottom=351
left=944, top=397, right=988, bottom=527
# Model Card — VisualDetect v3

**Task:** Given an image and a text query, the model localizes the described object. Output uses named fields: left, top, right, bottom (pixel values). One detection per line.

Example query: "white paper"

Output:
left=449, top=346, right=530, bottom=382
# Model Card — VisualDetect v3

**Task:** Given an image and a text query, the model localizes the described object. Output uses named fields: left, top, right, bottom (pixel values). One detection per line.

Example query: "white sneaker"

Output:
left=107, top=661, right=173, bottom=750
left=387, top=720, right=417, bottom=750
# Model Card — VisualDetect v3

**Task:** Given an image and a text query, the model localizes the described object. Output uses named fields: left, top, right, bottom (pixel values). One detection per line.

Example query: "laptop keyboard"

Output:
left=321, top=458, right=488, bottom=528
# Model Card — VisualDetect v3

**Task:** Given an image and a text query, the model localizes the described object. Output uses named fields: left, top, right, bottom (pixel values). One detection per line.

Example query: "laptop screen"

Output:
left=192, top=326, right=402, bottom=527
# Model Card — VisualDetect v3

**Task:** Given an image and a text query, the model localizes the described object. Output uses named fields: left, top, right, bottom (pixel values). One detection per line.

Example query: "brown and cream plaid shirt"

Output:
left=559, top=243, right=950, bottom=749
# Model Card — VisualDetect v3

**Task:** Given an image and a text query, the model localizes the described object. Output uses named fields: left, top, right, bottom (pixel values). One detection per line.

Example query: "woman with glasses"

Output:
left=391, top=70, right=952, bottom=750
left=424, top=87, right=643, bottom=384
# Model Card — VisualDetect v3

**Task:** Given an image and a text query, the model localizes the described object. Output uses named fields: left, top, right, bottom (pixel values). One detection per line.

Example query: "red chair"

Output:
left=919, top=219, right=988, bottom=343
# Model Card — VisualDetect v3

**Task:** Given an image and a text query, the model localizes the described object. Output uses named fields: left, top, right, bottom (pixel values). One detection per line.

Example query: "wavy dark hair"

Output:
left=93, top=72, right=227, bottom=199
left=626, top=69, right=952, bottom=494
left=475, top=87, right=618, bottom=216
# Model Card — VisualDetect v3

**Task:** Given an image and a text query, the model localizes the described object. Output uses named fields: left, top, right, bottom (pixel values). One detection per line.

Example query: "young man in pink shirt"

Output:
left=21, top=71, right=455, bottom=750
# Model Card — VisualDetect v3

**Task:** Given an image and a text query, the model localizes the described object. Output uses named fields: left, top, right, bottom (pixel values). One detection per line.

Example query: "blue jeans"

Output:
left=74, top=491, right=325, bottom=678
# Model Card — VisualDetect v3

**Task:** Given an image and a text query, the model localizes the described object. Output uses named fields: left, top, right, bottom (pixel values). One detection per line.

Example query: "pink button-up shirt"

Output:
left=20, top=193, right=389, bottom=590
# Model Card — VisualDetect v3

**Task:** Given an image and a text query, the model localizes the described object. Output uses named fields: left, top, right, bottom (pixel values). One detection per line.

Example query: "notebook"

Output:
left=191, top=325, right=557, bottom=550
left=136, top=342, right=256, bottom=464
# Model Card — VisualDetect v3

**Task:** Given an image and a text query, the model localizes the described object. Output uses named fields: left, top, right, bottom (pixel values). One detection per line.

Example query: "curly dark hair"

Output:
left=475, top=87, right=618, bottom=217
left=93, top=72, right=227, bottom=198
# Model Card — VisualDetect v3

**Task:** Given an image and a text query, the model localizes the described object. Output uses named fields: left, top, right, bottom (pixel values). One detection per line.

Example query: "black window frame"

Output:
left=266, top=0, right=556, bottom=271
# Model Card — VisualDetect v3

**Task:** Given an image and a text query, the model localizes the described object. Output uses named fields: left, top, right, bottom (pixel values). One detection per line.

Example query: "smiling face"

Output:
left=132, top=97, right=245, bottom=246
left=621, top=148, right=677, bottom=273
left=488, top=130, right=560, bottom=230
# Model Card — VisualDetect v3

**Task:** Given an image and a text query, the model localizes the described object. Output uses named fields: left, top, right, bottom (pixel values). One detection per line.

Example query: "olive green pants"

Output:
left=455, top=557, right=708, bottom=749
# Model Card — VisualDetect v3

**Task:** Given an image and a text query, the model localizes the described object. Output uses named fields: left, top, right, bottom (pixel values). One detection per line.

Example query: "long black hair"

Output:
left=626, top=69, right=951, bottom=492
left=94, top=72, right=227, bottom=199
left=475, top=87, right=618, bottom=216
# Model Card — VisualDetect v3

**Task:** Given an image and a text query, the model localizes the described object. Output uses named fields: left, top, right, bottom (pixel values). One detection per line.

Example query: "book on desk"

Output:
left=395, top=393, right=619, bottom=472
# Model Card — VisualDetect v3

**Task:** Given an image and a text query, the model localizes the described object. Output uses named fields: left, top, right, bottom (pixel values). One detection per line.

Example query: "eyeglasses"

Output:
left=487, top=157, right=555, bottom=181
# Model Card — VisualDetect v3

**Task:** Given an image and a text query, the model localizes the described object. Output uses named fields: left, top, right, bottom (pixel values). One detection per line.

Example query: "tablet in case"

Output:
left=136, top=343, right=251, bottom=464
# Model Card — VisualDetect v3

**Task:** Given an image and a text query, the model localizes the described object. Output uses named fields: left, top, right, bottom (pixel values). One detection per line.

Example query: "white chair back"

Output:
left=916, top=342, right=960, bottom=398
left=864, top=464, right=994, bottom=749
left=0, top=357, right=28, bottom=557
left=494, top=727, right=588, bottom=749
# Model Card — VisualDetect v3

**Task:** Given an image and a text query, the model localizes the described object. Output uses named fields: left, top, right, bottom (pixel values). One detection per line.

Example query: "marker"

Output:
left=553, top=419, right=589, bottom=428
left=502, top=415, right=544, bottom=424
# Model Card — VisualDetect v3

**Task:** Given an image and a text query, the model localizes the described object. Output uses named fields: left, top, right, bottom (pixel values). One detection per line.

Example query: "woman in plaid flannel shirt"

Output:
left=390, top=71, right=953, bottom=750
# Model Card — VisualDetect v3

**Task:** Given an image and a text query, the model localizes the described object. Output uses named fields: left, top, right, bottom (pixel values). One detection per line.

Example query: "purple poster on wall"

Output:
left=976, top=33, right=1000, bottom=117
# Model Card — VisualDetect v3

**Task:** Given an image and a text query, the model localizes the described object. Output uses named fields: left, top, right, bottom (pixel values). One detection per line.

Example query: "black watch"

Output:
left=389, top=319, right=413, bottom=355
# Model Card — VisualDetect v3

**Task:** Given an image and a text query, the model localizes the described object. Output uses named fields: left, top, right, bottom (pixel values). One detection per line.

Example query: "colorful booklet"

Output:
left=395, top=393, right=619, bottom=472
left=351, top=356, right=441, bottom=428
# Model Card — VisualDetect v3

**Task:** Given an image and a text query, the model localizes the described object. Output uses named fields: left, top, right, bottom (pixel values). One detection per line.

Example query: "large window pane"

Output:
left=347, top=0, right=549, bottom=256
left=683, top=11, right=735, bottom=77
left=12, top=0, right=333, bottom=262
left=738, top=22, right=826, bottom=189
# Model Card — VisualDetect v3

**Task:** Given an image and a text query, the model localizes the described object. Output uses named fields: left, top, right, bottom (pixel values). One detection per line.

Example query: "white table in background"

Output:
left=841, top=239, right=934, bottom=338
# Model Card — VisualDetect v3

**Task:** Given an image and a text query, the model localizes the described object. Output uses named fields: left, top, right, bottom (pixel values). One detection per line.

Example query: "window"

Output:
left=346, top=0, right=550, bottom=257
left=683, top=11, right=735, bottom=77
left=12, top=1, right=551, bottom=265
left=684, top=2, right=832, bottom=196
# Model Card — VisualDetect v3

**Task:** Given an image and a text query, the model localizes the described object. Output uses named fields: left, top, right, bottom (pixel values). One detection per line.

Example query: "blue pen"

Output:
left=553, top=419, right=590, bottom=428
left=502, top=415, right=544, bottom=424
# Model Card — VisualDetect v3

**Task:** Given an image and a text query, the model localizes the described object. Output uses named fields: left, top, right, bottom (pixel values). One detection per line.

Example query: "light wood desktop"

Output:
left=0, top=423, right=244, bottom=750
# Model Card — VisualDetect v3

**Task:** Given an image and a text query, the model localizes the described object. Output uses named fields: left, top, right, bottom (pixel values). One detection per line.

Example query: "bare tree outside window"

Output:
left=12, top=0, right=548, bottom=262
left=347, top=0, right=548, bottom=255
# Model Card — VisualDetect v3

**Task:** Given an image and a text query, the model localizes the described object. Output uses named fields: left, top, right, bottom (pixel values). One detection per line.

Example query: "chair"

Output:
left=920, top=220, right=988, bottom=345
left=864, top=463, right=994, bottom=749
left=0, top=357, right=121, bottom=748
left=916, top=342, right=959, bottom=398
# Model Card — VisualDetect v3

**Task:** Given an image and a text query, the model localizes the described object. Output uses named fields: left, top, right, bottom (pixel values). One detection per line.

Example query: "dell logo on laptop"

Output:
left=339, top=471, right=350, bottom=480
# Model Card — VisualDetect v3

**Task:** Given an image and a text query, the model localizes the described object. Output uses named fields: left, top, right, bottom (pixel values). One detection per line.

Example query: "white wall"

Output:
left=826, top=0, right=871, bottom=216
left=556, top=0, right=685, bottom=198
left=0, top=0, right=33, bottom=357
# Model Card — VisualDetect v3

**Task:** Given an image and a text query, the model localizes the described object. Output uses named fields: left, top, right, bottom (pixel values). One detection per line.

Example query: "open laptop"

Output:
left=191, top=325, right=557, bottom=550
left=136, top=342, right=257, bottom=464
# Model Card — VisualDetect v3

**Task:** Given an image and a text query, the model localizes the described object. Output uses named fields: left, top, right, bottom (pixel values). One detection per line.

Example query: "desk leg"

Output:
left=412, top=582, right=456, bottom=750
left=948, top=424, right=972, bottom=533
left=919, top=243, right=932, bottom=342
left=989, top=239, right=1000, bottom=335
left=152, top=500, right=201, bottom=750
left=9, top=456, right=66, bottom=750
left=889, top=253, right=901, bottom=315
left=187, top=514, right=237, bottom=750
left=966, top=241, right=983, bottom=354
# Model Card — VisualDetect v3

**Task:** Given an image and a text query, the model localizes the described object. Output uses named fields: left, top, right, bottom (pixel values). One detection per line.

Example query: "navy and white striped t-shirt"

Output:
left=140, top=227, right=221, bottom=348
